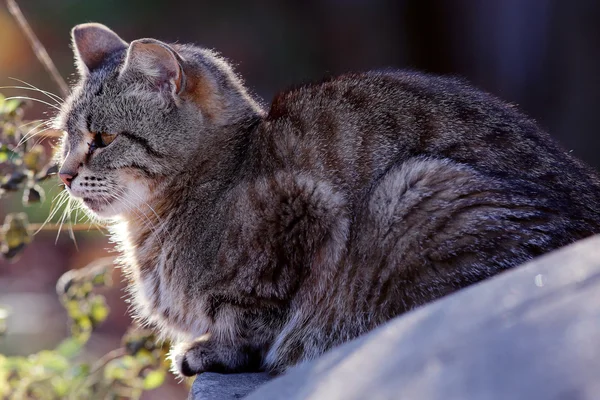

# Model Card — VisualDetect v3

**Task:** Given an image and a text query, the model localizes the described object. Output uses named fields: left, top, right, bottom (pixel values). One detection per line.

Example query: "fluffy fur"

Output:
left=56, top=23, right=600, bottom=376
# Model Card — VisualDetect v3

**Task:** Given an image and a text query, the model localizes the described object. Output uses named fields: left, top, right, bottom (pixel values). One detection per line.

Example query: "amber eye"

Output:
left=95, top=132, right=116, bottom=147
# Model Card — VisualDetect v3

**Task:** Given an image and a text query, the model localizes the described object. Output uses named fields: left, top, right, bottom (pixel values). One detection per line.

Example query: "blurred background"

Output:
left=1, top=0, right=599, bottom=398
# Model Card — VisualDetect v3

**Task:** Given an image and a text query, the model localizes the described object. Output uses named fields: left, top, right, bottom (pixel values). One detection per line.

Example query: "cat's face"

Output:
left=56, top=23, right=261, bottom=218
left=57, top=67, right=198, bottom=218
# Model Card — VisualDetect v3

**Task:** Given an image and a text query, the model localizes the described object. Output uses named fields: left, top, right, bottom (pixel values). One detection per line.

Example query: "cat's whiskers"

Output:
left=17, top=120, right=52, bottom=147
left=2, top=85, right=62, bottom=149
left=6, top=78, right=65, bottom=104
left=35, top=189, right=70, bottom=235
left=106, top=197, right=121, bottom=225
left=55, top=195, right=73, bottom=244
left=18, top=119, right=47, bottom=129
left=5, top=96, right=61, bottom=111
left=0, top=86, right=63, bottom=110
left=81, top=208, right=106, bottom=233
left=48, top=189, right=69, bottom=217
left=72, top=200, right=100, bottom=230
left=73, top=202, right=81, bottom=225
left=29, top=126, right=61, bottom=149
left=6, top=81, right=87, bottom=247
left=44, top=182, right=63, bottom=201
left=66, top=197, right=80, bottom=251
left=54, top=191, right=79, bottom=244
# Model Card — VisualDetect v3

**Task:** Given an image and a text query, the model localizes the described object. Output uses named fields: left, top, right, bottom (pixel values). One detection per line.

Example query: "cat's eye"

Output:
left=95, top=132, right=116, bottom=147
left=87, top=132, right=117, bottom=156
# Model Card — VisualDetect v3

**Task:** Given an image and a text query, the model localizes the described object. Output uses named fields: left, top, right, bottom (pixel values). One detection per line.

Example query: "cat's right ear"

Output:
left=119, top=39, right=185, bottom=98
left=72, top=23, right=128, bottom=76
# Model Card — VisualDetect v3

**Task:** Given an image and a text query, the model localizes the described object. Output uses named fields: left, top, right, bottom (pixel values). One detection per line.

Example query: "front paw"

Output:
left=170, top=337, right=213, bottom=377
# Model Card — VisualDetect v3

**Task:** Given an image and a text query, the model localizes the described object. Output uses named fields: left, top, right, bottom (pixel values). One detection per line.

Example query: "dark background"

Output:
left=2, top=0, right=599, bottom=167
left=1, top=1, right=599, bottom=398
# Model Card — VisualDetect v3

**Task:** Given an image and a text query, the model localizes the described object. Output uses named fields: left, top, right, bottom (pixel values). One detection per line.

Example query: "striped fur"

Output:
left=56, top=24, right=600, bottom=377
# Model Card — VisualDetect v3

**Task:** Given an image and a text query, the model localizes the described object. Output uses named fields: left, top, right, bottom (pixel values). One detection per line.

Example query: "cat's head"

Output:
left=55, top=23, right=262, bottom=218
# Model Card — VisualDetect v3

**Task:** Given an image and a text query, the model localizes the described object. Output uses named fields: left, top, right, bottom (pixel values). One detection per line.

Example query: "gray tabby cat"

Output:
left=56, top=23, right=600, bottom=376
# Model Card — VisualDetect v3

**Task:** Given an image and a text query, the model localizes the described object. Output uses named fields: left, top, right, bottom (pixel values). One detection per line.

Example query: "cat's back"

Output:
left=263, top=69, right=516, bottom=127
left=256, top=69, right=546, bottom=175
left=253, top=70, right=466, bottom=186
left=244, top=71, right=600, bottom=329
left=253, top=70, right=600, bottom=216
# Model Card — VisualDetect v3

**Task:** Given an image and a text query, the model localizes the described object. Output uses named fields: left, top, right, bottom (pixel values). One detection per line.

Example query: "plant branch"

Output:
left=70, top=347, right=128, bottom=400
left=90, top=347, right=129, bottom=377
left=6, top=0, right=70, bottom=98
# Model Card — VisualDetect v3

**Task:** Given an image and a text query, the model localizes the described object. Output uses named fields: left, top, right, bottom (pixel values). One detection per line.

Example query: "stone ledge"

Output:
left=189, top=372, right=271, bottom=400
left=192, top=235, right=600, bottom=400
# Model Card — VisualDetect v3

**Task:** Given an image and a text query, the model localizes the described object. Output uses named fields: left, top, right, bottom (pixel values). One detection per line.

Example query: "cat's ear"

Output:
left=119, top=39, right=184, bottom=96
left=72, top=23, right=128, bottom=76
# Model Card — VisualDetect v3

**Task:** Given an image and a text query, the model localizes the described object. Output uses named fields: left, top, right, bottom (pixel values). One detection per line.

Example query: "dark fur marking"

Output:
left=119, top=131, right=165, bottom=159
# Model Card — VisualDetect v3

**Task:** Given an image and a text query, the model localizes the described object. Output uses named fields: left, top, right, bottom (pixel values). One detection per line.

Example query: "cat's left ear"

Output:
left=120, top=39, right=185, bottom=97
left=72, top=23, right=128, bottom=76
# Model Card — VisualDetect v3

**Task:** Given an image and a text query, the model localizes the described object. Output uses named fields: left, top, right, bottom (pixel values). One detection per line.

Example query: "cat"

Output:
left=56, top=23, right=600, bottom=377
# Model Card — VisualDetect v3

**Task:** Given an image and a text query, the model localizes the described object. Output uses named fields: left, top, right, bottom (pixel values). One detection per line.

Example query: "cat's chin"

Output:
left=82, top=197, right=119, bottom=218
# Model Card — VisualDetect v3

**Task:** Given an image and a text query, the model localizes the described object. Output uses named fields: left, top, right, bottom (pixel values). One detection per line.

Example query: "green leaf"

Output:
left=142, top=369, right=165, bottom=390
left=0, top=145, right=16, bottom=164
left=70, top=362, right=90, bottom=379
left=65, top=299, right=83, bottom=319
left=55, top=338, right=83, bottom=359
left=50, top=376, right=69, bottom=397
left=1, top=355, right=28, bottom=371
left=104, top=362, right=127, bottom=381
left=1, top=213, right=31, bottom=260
left=90, top=296, right=109, bottom=325
left=71, top=316, right=92, bottom=342
left=22, top=144, right=46, bottom=172
left=33, top=350, right=69, bottom=373
left=2, top=99, right=22, bottom=115
left=134, top=348, right=155, bottom=366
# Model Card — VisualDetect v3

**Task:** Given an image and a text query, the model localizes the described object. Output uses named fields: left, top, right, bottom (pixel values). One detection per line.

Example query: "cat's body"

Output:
left=57, top=24, right=600, bottom=376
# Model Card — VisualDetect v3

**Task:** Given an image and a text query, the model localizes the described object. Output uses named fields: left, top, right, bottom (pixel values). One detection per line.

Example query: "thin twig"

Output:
left=89, top=347, right=129, bottom=377
left=70, top=347, right=128, bottom=400
left=6, top=0, right=70, bottom=98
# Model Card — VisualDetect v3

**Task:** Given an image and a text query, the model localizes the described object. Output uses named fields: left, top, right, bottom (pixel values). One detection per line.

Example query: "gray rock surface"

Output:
left=192, top=235, right=600, bottom=400
left=189, top=372, right=271, bottom=400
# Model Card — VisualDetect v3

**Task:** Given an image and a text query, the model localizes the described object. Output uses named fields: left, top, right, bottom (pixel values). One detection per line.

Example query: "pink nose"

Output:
left=59, top=172, right=76, bottom=188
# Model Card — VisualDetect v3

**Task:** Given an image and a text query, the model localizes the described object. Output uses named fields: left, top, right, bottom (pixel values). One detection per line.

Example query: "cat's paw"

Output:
left=169, top=338, right=213, bottom=377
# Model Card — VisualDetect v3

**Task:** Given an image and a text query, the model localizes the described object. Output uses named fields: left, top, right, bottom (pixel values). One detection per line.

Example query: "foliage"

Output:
left=0, top=93, right=56, bottom=260
left=0, top=95, right=171, bottom=399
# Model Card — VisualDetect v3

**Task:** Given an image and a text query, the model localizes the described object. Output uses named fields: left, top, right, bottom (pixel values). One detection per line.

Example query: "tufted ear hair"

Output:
left=72, top=23, right=128, bottom=76
left=119, top=39, right=185, bottom=96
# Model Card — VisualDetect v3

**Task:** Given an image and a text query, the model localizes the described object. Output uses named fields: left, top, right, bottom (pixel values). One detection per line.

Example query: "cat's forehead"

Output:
left=60, top=59, right=122, bottom=129
left=61, top=66, right=162, bottom=137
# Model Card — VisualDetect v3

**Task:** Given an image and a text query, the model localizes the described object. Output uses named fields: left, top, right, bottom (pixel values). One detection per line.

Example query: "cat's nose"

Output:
left=59, top=172, right=77, bottom=188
